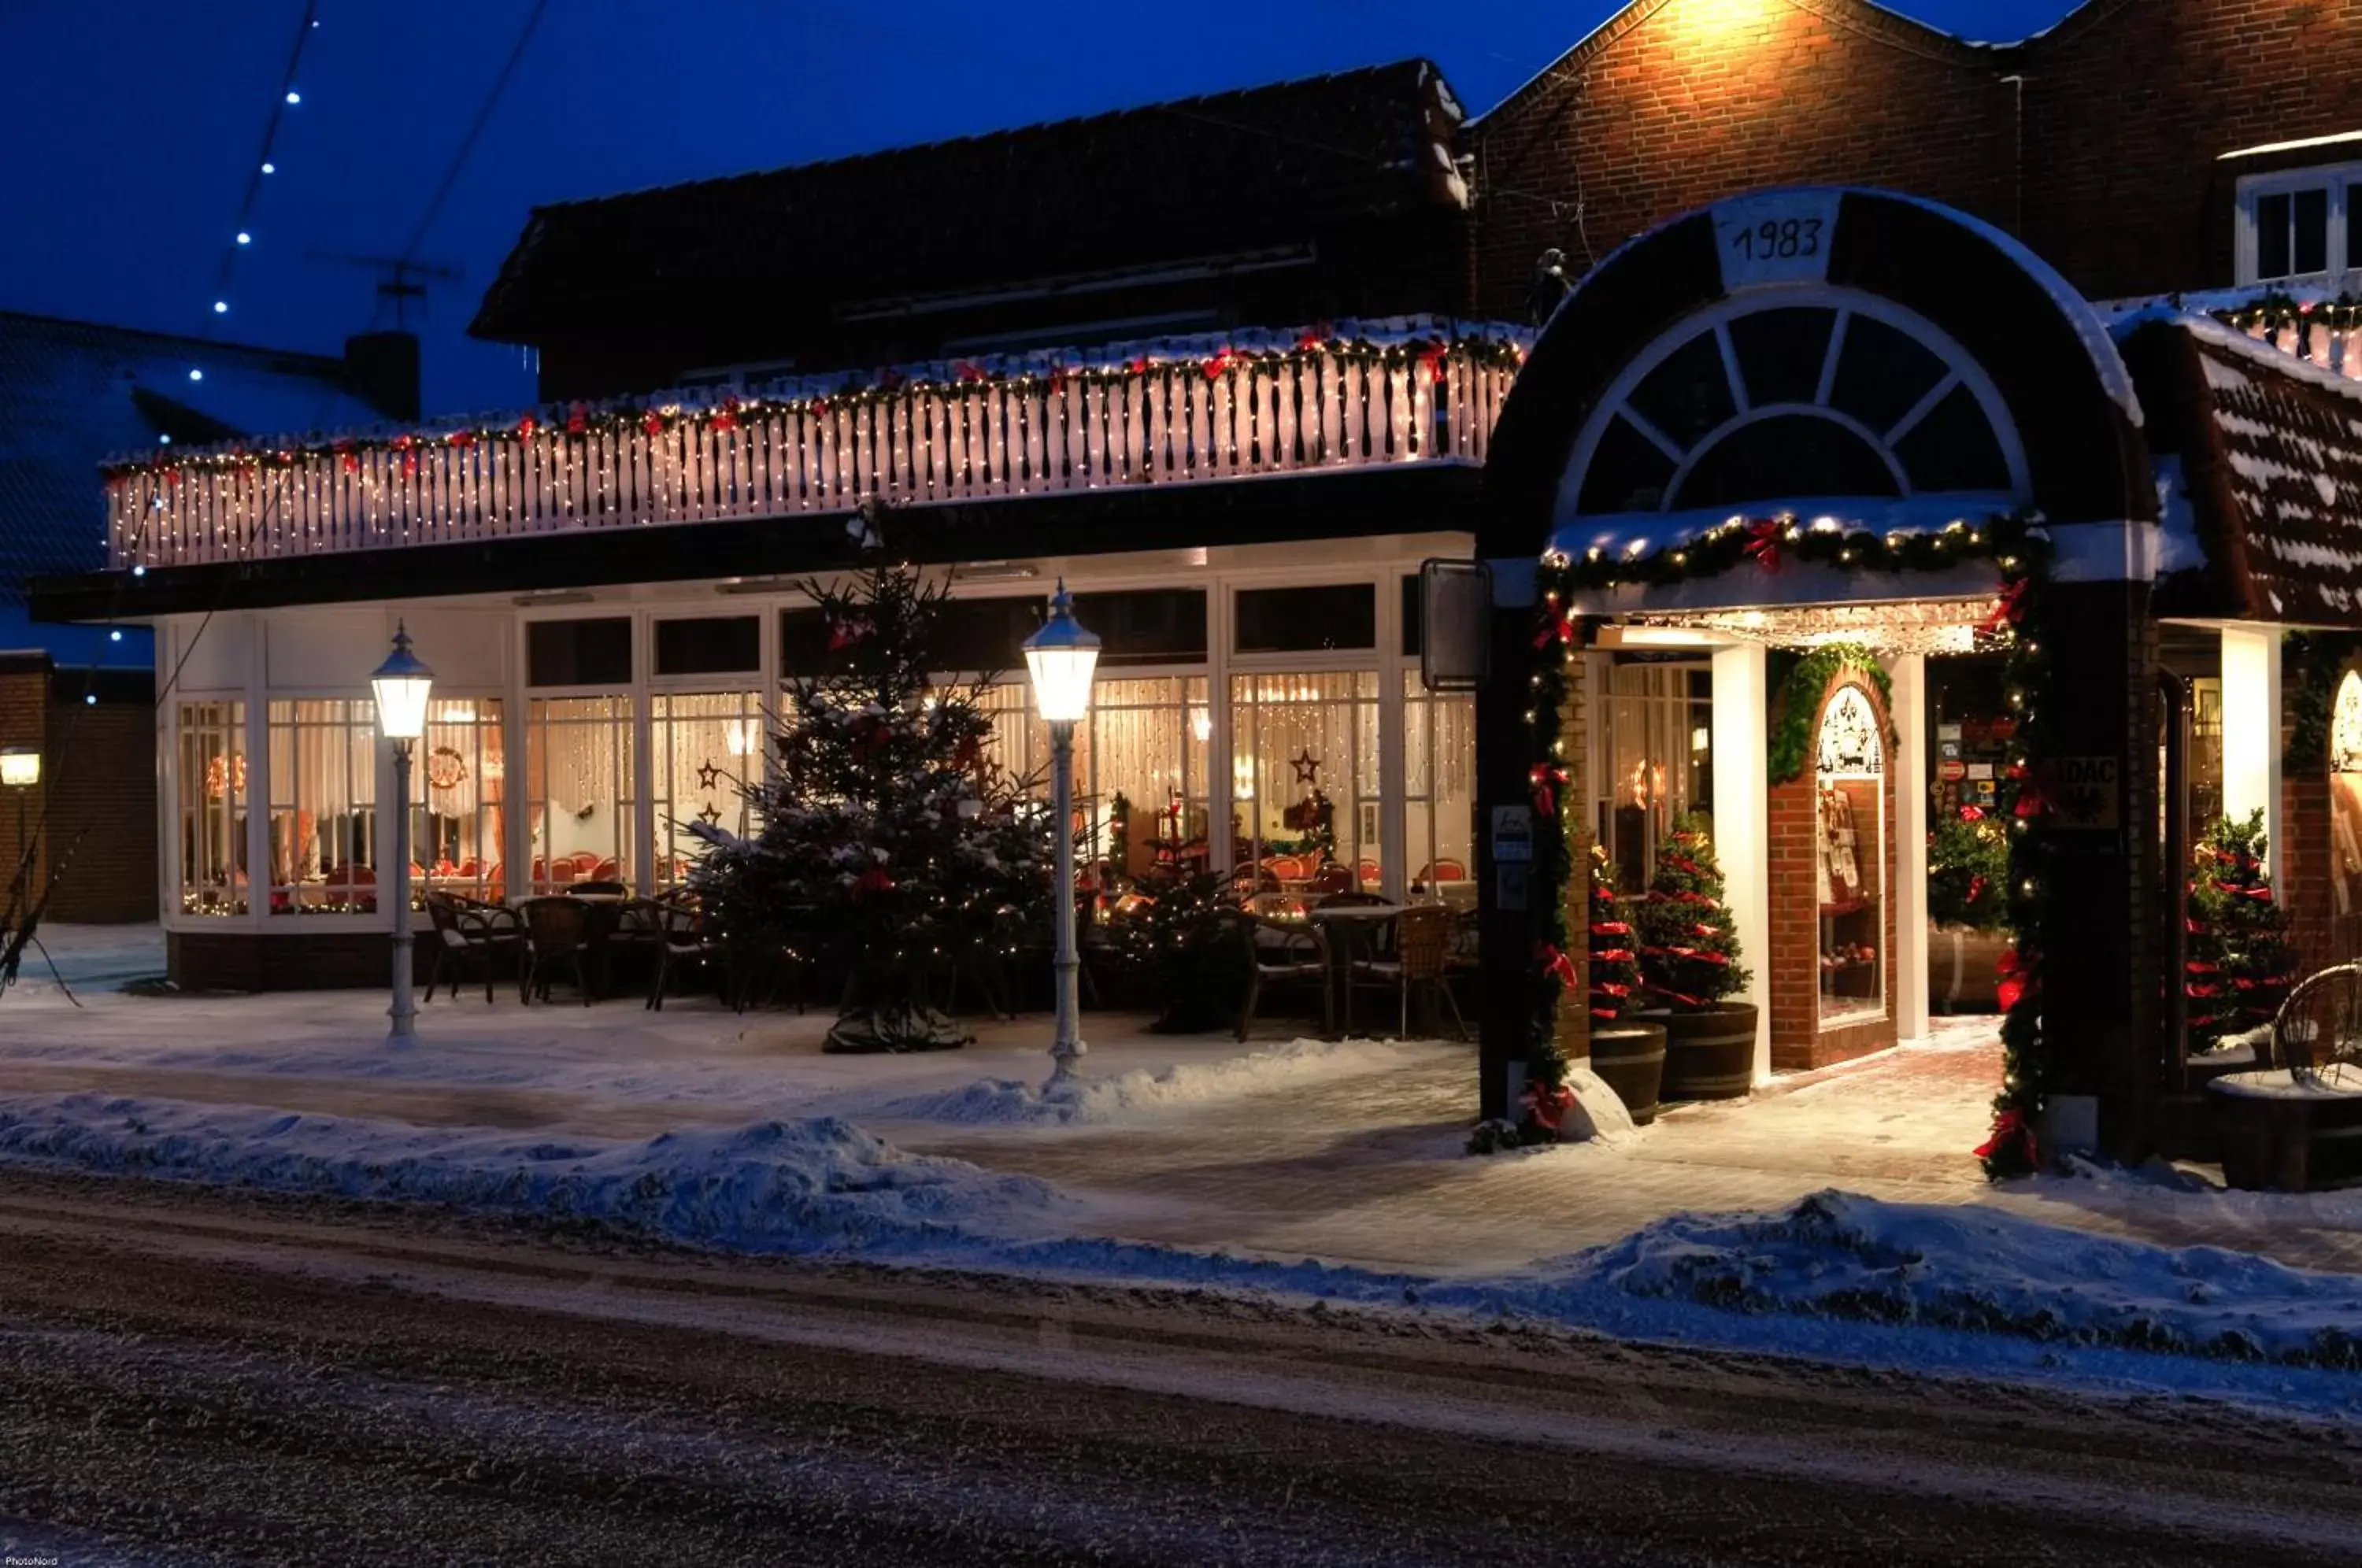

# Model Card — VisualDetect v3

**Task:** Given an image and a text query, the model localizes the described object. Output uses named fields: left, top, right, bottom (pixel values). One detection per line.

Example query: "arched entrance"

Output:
left=1473, top=187, right=2160, bottom=1160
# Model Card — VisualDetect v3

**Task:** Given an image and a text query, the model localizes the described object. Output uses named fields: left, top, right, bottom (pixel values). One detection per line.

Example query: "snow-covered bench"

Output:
left=2208, top=964, right=2362, bottom=1192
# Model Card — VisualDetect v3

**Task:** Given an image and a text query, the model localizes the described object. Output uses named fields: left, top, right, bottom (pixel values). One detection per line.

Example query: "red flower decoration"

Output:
left=566, top=402, right=588, bottom=435
left=1743, top=518, right=1785, bottom=573
left=516, top=413, right=539, bottom=439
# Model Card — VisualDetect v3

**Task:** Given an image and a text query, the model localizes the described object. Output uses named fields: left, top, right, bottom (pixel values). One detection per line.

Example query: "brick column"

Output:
left=1553, top=659, right=1591, bottom=1068
left=0, top=653, right=52, bottom=922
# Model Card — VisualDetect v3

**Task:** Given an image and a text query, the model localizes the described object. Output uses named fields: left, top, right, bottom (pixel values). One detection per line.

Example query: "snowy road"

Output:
left=1, top=1170, right=2359, bottom=1566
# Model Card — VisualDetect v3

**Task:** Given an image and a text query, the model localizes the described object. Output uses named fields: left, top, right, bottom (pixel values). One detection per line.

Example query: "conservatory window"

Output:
left=1816, top=683, right=1885, bottom=1027
left=1401, top=669, right=1475, bottom=906
left=414, top=698, right=505, bottom=905
left=1230, top=671, right=1379, bottom=890
left=651, top=690, right=762, bottom=885
left=266, top=698, right=377, bottom=915
left=2238, top=164, right=2358, bottom=284
left=1090, top=676, right=1209, bottom=882
left=525, top=696, right=636, bottom=893
left=177, top=700, right=246, bottom=916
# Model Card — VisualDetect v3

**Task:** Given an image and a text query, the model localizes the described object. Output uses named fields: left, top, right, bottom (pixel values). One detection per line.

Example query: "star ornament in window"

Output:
left=694, top=804, right=723, bottom=827
left=1290, top=749, right=1322, bottom=786
left=695, top=759, right=724, bottom=792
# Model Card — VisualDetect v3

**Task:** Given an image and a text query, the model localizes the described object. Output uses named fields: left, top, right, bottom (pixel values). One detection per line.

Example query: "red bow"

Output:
left=850, top=867, right=895, bottom=899
left=642, top=409, right=665, bottom=438
left=335, top=438, right=359, bottom=475
left=1974, top=1107, right=2038, bottom=1169
left=1202, top=348, right=1235, bottom=380
left=1645, top=982, right=1706, bottom=1008
left=1960, top=804, right=1985, bottom=822
left=827, top=616, right=872, bottom=652
left=1978, top=578, right=2031, bottom=637
left=1416, top=343, right=1448, bottom=381
left=447, top=430, right=476, bottom=448
left=1590, top=920, right=1631, bottom=937
left=566, top=401, right=589, bottom=435
left=1743, top=519, right=1785, bottom=573
left=1530, top=763, right=1568, bottom=819
left=713, top=394, right=740, bottom=433
left=1536, top=942, right=1577, bottom=988
left=1047, top=367, right=1068, bottom=394
left=1523, top=1080, right=1576, bottom=1134
left=393, top=433, right=418, bottom=479
left=1533, top=608, right=1577, bottom=651
left=2014, top=782, right=2049, bottom=820
left=516, top=413, right=539, bottom=440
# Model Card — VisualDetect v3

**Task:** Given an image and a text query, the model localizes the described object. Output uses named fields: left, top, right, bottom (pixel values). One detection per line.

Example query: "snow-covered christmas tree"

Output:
left=2185, top=810, right=2299, bottom=1053
left=691, top=558, right=1051, bottom=1052
left=1634, top=814, right=1751, bottom=1011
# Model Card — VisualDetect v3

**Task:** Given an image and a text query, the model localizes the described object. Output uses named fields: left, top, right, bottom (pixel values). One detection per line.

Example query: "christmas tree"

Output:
left=1587, top=841, right=1641, bottom=1023
left=2185, top=810, right=2299, bottom=1052
left=1927, top=804, right=2012, bottom=933
left=692, top=557, right=1052, bottom=1052
left=1634, top=814, right=1751, bottom=1011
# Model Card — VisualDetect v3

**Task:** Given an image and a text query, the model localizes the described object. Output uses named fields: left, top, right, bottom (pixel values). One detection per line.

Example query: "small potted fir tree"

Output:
left=1586, top=841, right=1667, bottom=1124
left=1633, top=815, right=1756, bottom=1100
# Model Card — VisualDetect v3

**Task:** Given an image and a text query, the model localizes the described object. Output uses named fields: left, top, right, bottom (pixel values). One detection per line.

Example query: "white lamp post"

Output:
left=1024, top=582, right=1101, bottom=1083
left=2, top=747, right=39, bottom=915
left=370, top=623, right=434, bottom=1041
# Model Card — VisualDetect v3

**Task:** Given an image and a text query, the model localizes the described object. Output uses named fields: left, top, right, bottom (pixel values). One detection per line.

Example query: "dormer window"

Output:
left=2237, top=162, right=2360, bottom=285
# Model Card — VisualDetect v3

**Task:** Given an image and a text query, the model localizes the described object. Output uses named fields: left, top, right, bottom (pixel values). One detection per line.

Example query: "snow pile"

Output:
left=0, top=1093, right=1073, bottom=1255
left=867, top=1037, right=1438, bottom=1127
left=1549, top=1189, right=2362, bottom=1368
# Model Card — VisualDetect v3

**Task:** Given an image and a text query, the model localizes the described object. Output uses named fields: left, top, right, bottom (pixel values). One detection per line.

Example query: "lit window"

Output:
left=525, top=697, right=636, bottom=893
left=267, top=699, right=378, bottom=915
left=652, top=690, right=762, bottom=884
left=414, top=698, right=505, bottom=904
left=178, top=701, right=246, bottom=915
left=2238, top=164, right=2359, bottom=284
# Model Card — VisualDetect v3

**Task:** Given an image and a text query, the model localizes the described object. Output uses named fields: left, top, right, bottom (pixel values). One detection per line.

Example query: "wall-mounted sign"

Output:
left=1711, top=189, right=1842, bottom=290
left=1939, top=760, right=1968, bottom=782
left=2042, top=756, right=2121, bottom=830
left=1491, top=804, right=1534, bottom=863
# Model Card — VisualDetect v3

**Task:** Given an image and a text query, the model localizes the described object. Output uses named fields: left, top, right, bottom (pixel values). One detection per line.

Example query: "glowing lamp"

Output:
left=0, top=748, right=39, bottom=789
left=368, top=622, right=435, bottom=741
left=1022, top=582, right=1100, bottom=724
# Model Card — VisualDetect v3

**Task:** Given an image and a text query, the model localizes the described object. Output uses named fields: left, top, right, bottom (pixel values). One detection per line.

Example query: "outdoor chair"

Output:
left=1222, top=908, right=1331, bottom=1041
left=1348, top=903, right=1468, bottom=1041
left=2273, top=963, right=2362, bottom=1077
left=518, top=896, right=595, bottom=1004
left=570, top=879, right=629, bottom=897
left=646, top=893, right=722, bottom=1011
left=420, top=890, right=522, bottom=1004
left=1308, top=862, right=1358, bottom=897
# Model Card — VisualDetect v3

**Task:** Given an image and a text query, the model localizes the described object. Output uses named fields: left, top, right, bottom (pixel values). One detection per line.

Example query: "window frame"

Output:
left=2235, top=161, right=2361, bottom=286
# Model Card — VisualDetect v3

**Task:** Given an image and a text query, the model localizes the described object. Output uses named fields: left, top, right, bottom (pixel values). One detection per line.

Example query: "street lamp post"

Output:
left=1023, top=583, right=1101, bottom=1084
left=370, top=623, right=435, bottom=1042
left=1, top=748, right=39, bottom=916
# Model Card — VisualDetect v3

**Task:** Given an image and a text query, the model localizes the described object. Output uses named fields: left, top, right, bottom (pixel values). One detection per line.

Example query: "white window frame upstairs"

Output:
left=2235, top=161, right=2361, bottom=287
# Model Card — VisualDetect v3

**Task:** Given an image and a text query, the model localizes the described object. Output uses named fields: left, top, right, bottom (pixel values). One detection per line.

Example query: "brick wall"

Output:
left=0, top=660, right=48, bottom=922
left=0, top=655, right=157, bottom=927
left=1469, top=0, right=2362, bottom=316
left=1470, top=0, right=2010, bottom=318
left=1766, top=671, right=1897, bottom=1072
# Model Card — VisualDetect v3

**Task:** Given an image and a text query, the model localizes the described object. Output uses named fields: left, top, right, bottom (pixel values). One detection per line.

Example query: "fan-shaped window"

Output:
left=1569, top=294, right=2025, bottom=516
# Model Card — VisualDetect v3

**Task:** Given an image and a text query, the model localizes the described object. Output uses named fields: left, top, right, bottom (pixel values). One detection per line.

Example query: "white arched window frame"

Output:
left=2333, top=669, right=2362, bottom=774
left=1555, top=286, right=2033, bottom=523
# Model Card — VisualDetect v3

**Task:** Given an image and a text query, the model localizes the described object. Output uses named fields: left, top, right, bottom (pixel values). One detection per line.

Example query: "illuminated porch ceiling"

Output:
left=1627, top=595, right=2009, bottom=656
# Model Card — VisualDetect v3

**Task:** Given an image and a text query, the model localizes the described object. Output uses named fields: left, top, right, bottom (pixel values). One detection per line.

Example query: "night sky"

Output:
left=2, top=0, right=2079, bottom=417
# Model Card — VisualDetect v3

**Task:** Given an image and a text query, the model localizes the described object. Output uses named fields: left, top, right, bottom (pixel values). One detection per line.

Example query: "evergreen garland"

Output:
left=1980, top=533, right=2057, bottom=1178
left=1768, top=645, right=1894, bottom=785
left=2184, top=812, right=2301, bottom=1052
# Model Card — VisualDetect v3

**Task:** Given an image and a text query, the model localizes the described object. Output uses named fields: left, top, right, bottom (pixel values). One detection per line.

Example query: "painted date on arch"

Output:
left=1731, top=216, right=1823, bottom=261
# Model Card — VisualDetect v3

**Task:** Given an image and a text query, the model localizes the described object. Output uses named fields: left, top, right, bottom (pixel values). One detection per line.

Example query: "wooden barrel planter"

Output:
left=1590, top=1020, right=1668, bottom=1126
left=1657, top=1003, right=1757, bottom=1101
left=1930, top=926, right=2011, bottom=1014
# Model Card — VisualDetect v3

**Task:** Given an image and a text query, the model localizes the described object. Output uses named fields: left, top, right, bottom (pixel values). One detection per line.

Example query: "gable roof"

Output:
left=2119, top=312, right=2362, bottom=627
left=468, top=59, right=1468, bottom=346
left=0, top=311, right=383, bottom=599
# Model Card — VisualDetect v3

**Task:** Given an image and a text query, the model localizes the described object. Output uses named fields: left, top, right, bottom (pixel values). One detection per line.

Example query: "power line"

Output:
left=399, top=0, right=550, bottom=268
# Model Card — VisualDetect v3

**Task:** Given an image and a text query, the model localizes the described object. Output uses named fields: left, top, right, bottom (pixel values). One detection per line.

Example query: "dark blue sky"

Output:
left=2, top=0, right=2079, bottom=418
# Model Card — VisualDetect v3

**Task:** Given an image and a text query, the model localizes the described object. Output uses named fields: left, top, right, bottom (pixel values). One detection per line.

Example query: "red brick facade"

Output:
left=1766, top=671, right=1897, bottom=1072
left=1471, top=0, right=2362, bottom=316
left=0, top=654, right=157, bottom=926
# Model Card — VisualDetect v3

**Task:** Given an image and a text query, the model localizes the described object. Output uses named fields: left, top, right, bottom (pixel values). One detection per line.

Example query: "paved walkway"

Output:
left=903, top=1027, right=2001, bottom=1274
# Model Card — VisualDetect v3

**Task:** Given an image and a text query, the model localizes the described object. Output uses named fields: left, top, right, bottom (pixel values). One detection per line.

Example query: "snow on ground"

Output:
left=1, top=1088, right=2359, bottom=1416
left=867, top=1037, right=1438, bottom=1126
left=0, top=1093, right=1075, bottom=1254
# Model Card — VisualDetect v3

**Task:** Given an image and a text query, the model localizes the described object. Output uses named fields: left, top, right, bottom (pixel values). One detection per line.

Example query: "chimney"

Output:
left=344, top=331, right=420, bottom=422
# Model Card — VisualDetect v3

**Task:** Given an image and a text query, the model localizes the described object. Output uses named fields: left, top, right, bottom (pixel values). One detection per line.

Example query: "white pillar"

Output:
left=2220, top=625, right=2282, bottom=886
left=1888, top=653, right=1931, bottom=1042
left=1712, top=643, right=1772, bottom=1085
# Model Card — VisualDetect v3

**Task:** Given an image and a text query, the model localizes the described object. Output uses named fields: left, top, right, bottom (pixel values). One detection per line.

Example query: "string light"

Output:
left=235, top=231, right=251, bottom=246
left=261, top=161, right=275, bottom=174
left=187, top=369, right=204, bottom=383
left=285, top=90, right=302, bottom=105
left=213, top=301, right=228, bottom=314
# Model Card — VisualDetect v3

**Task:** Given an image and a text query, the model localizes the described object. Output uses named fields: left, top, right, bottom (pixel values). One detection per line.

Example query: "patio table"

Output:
left=1305, top=901, right=1407, bottom=1036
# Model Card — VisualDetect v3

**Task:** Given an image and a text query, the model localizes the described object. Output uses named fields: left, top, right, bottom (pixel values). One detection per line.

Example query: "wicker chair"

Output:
left=518, top=896, right=595, bottom=1004
left=1222, top=908, right=1331, bottom=1041
left=1348, top=904, right=1467, bottom=1040
left=2273, top=963, right=2362, bottom=1080
left=420, top=891, right=522, bottom=1004
left=645, top=893, right=722, bottom=1011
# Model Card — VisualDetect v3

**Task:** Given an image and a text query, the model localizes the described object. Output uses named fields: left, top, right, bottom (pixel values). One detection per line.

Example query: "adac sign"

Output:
left=2042, top=756, right=2120, bottom=830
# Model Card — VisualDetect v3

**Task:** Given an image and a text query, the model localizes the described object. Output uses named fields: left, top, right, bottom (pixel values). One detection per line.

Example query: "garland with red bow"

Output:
left=1981, top=530, right=2055, bottom=1178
